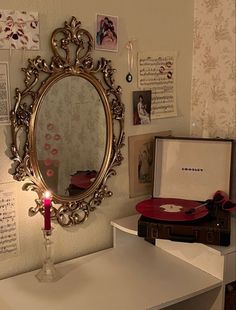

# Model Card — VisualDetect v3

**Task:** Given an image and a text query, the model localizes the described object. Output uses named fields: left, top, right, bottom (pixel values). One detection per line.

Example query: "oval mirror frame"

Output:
left=10, top=17, right=125, bottom=227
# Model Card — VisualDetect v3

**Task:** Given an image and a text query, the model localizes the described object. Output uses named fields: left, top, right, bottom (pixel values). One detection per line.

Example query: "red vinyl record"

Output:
left=136, top=198, right=209, bottom=222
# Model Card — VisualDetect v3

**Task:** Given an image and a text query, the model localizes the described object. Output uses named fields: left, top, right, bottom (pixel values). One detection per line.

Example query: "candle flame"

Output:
left=44, top=191, right=51, bottom=199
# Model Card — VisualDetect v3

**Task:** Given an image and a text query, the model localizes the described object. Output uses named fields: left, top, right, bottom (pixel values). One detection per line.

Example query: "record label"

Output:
left=136, top=198, right=208, bottom=221
left=160, top=204, right=183, bottom=213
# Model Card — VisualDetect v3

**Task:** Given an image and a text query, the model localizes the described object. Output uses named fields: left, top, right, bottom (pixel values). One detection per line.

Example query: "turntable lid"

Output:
left=153, top=137, right=233, bottom=201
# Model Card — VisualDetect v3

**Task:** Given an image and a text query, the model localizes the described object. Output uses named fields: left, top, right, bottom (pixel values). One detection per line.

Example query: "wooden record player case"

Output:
left=137, top=137, right=233, bottom=246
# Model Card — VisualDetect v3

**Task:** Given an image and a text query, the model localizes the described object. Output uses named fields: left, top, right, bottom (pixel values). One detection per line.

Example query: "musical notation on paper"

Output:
left=0, top=183, right=19, bottom=259
left=138, top=52, right=177, bottom=119
left=0, top=62, right=11, bottom=125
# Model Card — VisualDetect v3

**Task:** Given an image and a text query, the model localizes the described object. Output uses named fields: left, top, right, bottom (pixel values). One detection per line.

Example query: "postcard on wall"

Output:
left=128, top=130, right=171, bottom=198
left=0, top=182, right=19, bottom=260
left=0, top=62, right=11, bottom=125
left=95, top=14, right=118, bottom=52
left=0, top=10, right=39, bottom=50
left=138, top=51, right=177, bottom=119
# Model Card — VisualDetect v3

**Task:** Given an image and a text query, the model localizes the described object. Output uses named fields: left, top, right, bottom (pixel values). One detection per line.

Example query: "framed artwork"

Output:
left=128, top=130, right=171, bottom=198
left=133, top=90, right=151, bottom=125
left=95, top=14, right=118, bottom=52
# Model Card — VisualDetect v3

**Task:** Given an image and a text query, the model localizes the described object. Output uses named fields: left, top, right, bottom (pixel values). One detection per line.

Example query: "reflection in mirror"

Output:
left=10, top=17, right=124, bottom=226
left=36, top=76, right=106, bottom=197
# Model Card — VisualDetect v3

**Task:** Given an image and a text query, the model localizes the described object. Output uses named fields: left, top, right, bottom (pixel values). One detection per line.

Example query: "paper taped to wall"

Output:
left=138, top=52, right=177, bottom=120
left=0, top=62, right=11, bottom=125
left=0, top=182, right=19, bottom=259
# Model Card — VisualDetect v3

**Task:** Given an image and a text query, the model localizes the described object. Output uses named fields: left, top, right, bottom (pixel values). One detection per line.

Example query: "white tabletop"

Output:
left=0, top=236, right=221, bottom=310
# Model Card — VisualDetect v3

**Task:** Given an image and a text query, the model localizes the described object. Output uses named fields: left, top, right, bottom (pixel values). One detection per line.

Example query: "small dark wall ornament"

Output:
left=125, top=40, right=135, bottom=83
left=126, top=72, right=132, bottom=83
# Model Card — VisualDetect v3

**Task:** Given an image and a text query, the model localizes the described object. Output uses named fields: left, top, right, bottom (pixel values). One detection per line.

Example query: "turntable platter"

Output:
left=136, top=198, right=209, bottom=221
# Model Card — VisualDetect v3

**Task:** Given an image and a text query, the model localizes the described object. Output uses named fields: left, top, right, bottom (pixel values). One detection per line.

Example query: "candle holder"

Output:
left=36, top=228, right=62, bottom=282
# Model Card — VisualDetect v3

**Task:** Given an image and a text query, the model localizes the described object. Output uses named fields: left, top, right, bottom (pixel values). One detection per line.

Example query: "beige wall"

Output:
left=0, top=0, right=194, bottom=279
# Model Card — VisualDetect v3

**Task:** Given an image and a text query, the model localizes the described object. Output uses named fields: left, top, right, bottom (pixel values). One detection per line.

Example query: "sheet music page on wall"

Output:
left=0, top=62, right=11, bottom=125
left=138, top=52, right=177, bottom=119
left=0, top=182, right=19, bottom=260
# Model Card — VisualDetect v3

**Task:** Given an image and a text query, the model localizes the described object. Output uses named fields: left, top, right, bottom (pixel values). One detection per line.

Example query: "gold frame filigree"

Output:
left=10, top=17, right=125, bottom=227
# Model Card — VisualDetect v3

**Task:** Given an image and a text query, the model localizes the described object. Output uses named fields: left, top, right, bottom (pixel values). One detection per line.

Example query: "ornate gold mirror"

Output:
left=10, top=17, right=124, bottom=227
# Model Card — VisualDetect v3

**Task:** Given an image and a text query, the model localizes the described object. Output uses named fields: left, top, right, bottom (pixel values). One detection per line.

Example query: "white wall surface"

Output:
left=0, top=0, right=194, bottom=279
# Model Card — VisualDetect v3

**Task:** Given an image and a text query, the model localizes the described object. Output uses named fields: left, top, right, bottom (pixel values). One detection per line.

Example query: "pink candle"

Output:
left=43, top=192, right=51, bottom=231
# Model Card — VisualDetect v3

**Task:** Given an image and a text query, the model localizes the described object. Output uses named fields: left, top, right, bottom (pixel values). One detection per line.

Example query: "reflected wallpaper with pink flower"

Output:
left=36, top=76, right=106, bottom=196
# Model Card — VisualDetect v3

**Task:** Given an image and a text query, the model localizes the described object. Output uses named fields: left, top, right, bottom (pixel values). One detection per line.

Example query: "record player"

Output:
left=136, top=137, right=234, bottom=246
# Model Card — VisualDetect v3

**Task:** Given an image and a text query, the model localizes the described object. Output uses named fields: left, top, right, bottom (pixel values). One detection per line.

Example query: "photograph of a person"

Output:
left=95, top=14, right=118, bottom=52
left=133, top=90, right=151, bottom=125
left=128, top=131, right=171, bottom=197
left=138, top=141, right=153, bottom=184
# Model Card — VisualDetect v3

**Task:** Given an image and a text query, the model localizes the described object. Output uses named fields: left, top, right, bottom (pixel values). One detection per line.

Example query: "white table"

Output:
left=112, top=214, right=236, bottom=309
left=0, top=214, right=233, bottom=310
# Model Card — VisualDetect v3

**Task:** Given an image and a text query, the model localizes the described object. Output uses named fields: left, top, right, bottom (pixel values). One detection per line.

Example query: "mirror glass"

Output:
left=35, top=76, right=106, bottom=197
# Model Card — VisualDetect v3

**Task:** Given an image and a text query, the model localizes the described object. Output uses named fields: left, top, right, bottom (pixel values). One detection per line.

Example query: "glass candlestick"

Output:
left=36, top=228, right=62, bottom=282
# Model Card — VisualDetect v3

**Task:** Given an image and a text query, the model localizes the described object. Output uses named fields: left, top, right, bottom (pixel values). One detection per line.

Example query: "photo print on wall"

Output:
left=128, top=130, right=171, bottom=197
left=133, top=90, right=152, bottom=125
left=95, top=14, right=118, bottom=52
left=0, top=10, right=39, bottom=50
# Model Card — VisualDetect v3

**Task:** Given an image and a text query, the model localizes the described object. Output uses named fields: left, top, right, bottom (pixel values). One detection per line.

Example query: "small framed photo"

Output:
left=95, top=14, right=118, bottom=52
left=133, top=90, right=151, bottom=125
left=128, top=131, right=171, bottom=198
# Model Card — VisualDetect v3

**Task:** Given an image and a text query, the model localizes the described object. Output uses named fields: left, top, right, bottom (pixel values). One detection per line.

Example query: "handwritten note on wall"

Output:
left=0, top=182, right=19, bottom=259
left=138, top=52, right=177, bottom=119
